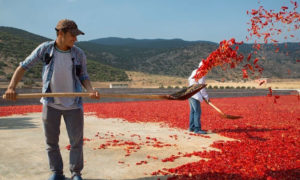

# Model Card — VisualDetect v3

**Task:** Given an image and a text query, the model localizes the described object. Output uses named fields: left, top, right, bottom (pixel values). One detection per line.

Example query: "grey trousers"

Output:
left=42, top=105, right=84, bottom=176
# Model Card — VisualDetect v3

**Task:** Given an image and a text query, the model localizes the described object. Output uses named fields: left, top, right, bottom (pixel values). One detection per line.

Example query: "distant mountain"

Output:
left=89, top=37, right=209, bottom=49
left=0, top=26, right=129, bottom=83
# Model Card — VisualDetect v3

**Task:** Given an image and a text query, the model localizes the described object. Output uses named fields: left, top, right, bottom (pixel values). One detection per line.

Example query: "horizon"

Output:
left=2, top=25, right=300, bottom=45
left=0, top=0, right=299, bottom=43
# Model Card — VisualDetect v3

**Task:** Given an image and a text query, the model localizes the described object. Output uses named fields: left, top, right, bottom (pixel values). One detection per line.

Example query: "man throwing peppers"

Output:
left=188, top=60, right=210, bottom=134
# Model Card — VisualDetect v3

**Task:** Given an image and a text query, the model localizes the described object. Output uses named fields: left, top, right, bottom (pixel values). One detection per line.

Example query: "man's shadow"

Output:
left=0, top=117, right=37, bottom=129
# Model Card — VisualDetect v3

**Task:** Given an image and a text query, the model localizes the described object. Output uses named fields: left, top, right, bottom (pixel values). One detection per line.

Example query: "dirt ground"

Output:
left=90, top=72, right=300, bottom=89
left=0, top=112, right=235, bottom=180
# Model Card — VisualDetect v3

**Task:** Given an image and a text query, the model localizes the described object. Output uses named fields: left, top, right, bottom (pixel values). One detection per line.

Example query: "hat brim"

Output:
left=69, top=29, right=85, bottom=36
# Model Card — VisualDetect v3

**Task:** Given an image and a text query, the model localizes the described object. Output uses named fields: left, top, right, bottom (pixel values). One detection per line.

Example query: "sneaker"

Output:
left=189, top=128, right=194, bottom=132
left=195, top=130, right=207, bottom=134
left=72, top=175, right=83, bottom=180
left=48, top=174, right=65, bottom=180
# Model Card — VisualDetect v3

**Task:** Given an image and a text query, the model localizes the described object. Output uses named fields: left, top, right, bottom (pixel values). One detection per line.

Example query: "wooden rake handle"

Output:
left=207, top=101, right=225, bottom=115
left=2, top=92, right=169, bottom=100
left=206, top=101, right=242, bottom=119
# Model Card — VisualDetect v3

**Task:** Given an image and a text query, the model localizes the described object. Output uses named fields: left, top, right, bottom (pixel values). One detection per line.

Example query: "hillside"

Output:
left=79, top=39, right=300, bottom=80
left=0, top=26, right=129, bottom=85
left=1, top=27, right=299, bottom=86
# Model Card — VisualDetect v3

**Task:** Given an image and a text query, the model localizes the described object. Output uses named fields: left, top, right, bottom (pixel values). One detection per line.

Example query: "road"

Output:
left=0, top=88, right=293, bottom=106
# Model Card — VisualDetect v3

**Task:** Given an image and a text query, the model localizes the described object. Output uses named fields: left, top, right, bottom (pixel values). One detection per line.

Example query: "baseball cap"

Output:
left=55, top=19, right=84, bottom=36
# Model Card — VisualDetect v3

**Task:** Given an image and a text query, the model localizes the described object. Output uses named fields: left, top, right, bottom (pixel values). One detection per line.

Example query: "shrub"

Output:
left=34, top=83, right=41, bottom=87
left=24, top=79, right=34, bottom=86
left=0, top=70, right=5, bottom=75
left=6, top=73, right=13, bottom=81
left=0, top=62, right=7, bottom=68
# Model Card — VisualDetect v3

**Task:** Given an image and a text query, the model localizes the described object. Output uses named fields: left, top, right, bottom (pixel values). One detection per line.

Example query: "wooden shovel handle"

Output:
left=207, top=101, right=225, bottom=115
left=2, top=84, right=206, bottom=101
left=2, top=92, right=168, bottom=100
left=100, top=93, right=168, bottom=99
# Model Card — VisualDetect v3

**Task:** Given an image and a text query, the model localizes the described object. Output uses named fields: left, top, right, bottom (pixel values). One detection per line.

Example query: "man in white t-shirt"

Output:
left=5, top=19, right=100, bottom=180
left=188, top=61, right=210, bottom=134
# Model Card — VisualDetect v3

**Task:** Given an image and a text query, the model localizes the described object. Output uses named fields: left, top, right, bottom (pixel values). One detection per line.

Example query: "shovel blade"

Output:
left=220, top=114, right=243, bottom=119
left=168, top=84, right=207, bottom=100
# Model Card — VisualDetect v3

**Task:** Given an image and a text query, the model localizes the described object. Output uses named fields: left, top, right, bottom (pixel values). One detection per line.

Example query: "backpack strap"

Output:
left=44, top=43, right=55, bottom=64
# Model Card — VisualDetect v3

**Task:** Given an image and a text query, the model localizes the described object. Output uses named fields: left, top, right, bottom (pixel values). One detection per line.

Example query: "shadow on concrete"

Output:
left=213, top=127, right=288, bottom=142
left=82, top=177, right=169, bottom=180
left=215, top=127, right=288, bottom=133
left=0, top=117, right=38, bottom=129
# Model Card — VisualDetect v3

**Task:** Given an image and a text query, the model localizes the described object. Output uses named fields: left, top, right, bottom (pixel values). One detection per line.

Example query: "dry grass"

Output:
left=1, top=71, right=300, bottom=90
left=94, top=71, right=300, bottom=90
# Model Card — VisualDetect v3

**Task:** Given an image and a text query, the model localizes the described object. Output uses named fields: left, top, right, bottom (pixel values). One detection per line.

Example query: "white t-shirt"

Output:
left=48, top=47, right=79, bottom=110
left=188, top=69, right=209, bottom=102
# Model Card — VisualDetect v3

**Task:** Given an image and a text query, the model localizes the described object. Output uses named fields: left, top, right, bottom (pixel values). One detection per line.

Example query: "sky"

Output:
left=0, top=0, right=299, bottom=43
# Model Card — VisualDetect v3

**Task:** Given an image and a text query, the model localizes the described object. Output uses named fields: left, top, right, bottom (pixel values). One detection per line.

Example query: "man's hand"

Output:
left=89, top=89, right=100, bottom=100
left=81, top=79, right=100, bottom=99
left=4, top=88, right=17, bottom=101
